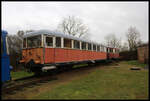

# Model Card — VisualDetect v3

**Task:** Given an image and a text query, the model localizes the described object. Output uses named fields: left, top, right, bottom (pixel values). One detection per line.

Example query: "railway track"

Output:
left=2, top=74, right=57, bottom=95
left=2, top=60, right=117, bottom=96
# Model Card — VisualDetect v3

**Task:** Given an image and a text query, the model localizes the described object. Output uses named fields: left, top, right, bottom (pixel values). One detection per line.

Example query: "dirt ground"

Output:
left=2, top=61, right=145, bottom=99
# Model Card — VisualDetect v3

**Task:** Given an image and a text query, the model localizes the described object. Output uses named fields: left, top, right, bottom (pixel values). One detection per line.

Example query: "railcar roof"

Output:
left=23, top=29, right=106, bottom=47
left=107, top=47, right=119, bottom=49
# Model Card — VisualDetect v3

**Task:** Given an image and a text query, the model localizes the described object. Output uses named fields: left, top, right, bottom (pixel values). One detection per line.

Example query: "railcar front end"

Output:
left=107, top=47, right=120, bottom=60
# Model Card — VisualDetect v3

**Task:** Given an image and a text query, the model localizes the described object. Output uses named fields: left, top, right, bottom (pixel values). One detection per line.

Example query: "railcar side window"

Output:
left=56, top=37, right=61, bottom=47
left=27, top=35, right=41, bottom=48
left=110, top=48, right=113, bottom=53
left=88, top=43, right=91, bottom=50
left=64, top=38, right=72, bottom=48
left=97, top=45, right=100, bottom=51
left=110, top=48, right=112, bottom=52
left=93, top=44, right=96, bottom=51
left=117, top=49, right=119, bottom=53
left=23, top=38, right=26, bottom=48
left=74, top=40, right=80, bottom=49
left=46, top=37, right=53, bottom=47
left=82, top=42, right=86, bottom=50
left=101, top=46, right=104, bottom=52
left=109, top=48, right=111, bottom=52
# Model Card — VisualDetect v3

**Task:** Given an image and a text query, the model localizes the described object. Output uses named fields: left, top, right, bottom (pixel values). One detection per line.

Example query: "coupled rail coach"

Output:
left=20, top=30, right=119, bottom=74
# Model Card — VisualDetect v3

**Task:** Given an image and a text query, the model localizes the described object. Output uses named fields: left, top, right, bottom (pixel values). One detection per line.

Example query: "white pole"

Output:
left=80, top=41, right=82, bottom=50
left=61, top=37, right=64, bottom=48
left=53, top=37, right=56, bottom=48
left=72, top=40, right=74, bottom=49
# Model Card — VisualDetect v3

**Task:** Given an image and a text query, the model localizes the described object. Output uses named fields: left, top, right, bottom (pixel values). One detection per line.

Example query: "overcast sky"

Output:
left=2, top=1, right=149, bottom=44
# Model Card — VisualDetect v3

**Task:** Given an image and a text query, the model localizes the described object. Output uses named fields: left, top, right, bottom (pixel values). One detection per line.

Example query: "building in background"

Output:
left=137, top=43, right=149, bottom=64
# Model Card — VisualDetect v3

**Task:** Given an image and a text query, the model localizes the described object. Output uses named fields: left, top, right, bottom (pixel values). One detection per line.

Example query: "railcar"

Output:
left=20, top=30, right=112, bottom=73
left=107, top=47, right=120, bottom=60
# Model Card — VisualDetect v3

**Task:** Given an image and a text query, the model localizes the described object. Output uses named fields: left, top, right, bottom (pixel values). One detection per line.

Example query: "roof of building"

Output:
left=138, top=43, right=149, bottom=47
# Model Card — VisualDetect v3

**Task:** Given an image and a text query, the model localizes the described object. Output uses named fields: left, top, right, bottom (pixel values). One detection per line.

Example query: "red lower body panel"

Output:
left=108, top=53, right=119, bottom=59
left=44, top=48, right=107, bottom=64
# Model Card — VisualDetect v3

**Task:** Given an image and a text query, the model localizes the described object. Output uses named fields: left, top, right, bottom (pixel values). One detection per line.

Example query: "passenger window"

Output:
left=97, top=45, right=100, bottom=51
left=117, top=49, right=119, bottom=53
left=82, top=42, right=86, bottom=50
left=101, top=46, right=104, bottom=52
left=46, top=37, right=53, bottom=47
left=56, top=37, right=61, bottom=47
left=88, top=43, right=91, bottom=50
left=110, top=48, right=112, bottom=52
left=23, top=38, right=26, bottom=48
left=107, top=48, right=109, bottom=52
left=64, top=38, right=72, bottom=48
left=74, top=40, right=80, bottom=49
left=93, top=44, right=96, bottom=51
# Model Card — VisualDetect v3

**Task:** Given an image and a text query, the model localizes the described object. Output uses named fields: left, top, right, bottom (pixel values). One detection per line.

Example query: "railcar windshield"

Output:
left=26, top=35, right=41, bottom=48
left=23, top=38, right=26, bottom=48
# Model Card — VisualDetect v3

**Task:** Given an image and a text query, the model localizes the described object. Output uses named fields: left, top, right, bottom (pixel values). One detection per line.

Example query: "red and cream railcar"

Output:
left=20, top=30, right=108, bottom=73
left=107, top=47, right=120, bottom=60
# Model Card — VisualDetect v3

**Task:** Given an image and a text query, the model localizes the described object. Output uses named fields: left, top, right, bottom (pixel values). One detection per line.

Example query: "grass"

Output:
left=124, top=60, right=147, bottom=68
left=33, top=61, right=148, bottom=100
left=10, top=64, right=88, bottom=80
left=72, top=64, right=88, bottom=68
left=11, top=71, right=34, bottom=80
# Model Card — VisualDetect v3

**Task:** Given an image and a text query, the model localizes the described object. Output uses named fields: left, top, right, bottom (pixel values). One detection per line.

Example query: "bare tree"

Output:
left=120, top=42, right=129, bottom=52
left=58, top=16, right=89, bottom=38
left=25, top=30, right=35, bottom=33
left=126, top=26, right=141, bottom=51
left=7, top=30, right=25, bottom=70
left=104, top=33, right=121, bottom=48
